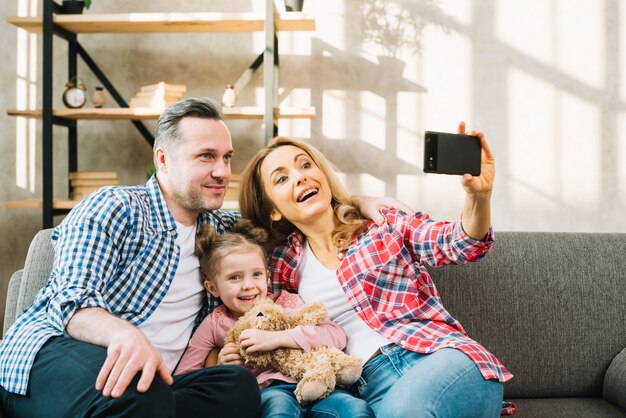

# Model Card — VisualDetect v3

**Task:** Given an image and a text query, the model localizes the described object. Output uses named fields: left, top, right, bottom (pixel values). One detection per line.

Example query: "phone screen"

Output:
left=423, top=131, right=481, bottom=176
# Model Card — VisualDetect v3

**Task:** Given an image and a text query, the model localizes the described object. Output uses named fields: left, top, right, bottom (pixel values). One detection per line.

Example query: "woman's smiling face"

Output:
left=260, top=145, right=333, bottom=227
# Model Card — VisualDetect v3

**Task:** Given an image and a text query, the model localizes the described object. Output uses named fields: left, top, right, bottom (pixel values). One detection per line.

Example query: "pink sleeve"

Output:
left=174, top=314, right=219, bottom=376
left=277, top=291, right=348, bottom=352
left=286, top=320, right=347, bottom=352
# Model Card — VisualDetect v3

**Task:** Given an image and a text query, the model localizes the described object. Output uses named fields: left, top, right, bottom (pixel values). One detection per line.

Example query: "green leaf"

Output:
left=84, top=0, right=91, bottom=9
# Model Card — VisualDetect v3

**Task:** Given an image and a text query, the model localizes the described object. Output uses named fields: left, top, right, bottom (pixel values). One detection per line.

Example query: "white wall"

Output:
left=1, top=0, right=624, bottom=323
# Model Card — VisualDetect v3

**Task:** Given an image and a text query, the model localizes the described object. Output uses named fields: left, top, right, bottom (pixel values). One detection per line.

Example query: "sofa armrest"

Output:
left=604, top=347, right=626, bottom=411
left=3, top=270, right=23, bottom=337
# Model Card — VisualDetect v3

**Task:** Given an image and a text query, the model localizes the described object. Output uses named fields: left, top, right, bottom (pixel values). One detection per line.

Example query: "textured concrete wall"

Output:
left=1, top=0, right=625, bottom=325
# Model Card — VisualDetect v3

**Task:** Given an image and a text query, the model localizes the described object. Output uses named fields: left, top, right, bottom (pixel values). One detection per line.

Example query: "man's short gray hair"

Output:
left=154, top=97, right=224, bottom=153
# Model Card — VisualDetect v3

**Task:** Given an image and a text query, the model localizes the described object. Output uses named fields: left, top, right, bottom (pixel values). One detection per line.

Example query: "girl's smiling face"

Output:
left=204, top=246, right=268, bottom=316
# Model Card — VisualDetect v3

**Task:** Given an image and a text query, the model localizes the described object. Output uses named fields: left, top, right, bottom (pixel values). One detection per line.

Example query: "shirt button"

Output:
left=355, top=306, right=362, bottom=312
left=399, top=340, right=406, bottom=346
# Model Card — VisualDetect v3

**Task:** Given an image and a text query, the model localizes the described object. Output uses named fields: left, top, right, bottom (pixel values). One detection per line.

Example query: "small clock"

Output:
left=62, top=77, right=87, bottom=109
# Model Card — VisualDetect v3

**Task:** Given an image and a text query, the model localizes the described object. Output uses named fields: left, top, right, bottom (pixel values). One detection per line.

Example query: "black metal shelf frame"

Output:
left=38, top=0, right=281, bottom=228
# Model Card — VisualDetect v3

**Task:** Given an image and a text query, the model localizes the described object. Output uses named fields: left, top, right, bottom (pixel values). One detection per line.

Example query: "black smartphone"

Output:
left=423, top=131, right=481, bottom=176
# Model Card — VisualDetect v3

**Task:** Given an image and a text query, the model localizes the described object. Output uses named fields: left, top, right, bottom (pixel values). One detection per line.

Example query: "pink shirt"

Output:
left=175, top=290, right=348, bottom=389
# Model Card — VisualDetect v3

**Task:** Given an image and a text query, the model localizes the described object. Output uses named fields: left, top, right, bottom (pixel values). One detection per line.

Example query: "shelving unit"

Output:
left=6, top=1, right=316, bottom=227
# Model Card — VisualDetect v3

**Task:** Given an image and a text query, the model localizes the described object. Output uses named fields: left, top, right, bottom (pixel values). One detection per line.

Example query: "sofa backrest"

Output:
left=5, top=230, right=626, bottom=399
left=429, top=231, right=626, bottom=398
left=3, top=229, right=54, bottom=336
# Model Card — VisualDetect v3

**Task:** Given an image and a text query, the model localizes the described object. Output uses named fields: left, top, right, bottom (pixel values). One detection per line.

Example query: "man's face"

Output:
left=160, top=117, right=233, bottom=217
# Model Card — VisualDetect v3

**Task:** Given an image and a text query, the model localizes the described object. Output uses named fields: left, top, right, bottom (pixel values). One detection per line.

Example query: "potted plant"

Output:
left=61, top=0, right=91, bottom=14
left=360, top=0, right=445, bottom=60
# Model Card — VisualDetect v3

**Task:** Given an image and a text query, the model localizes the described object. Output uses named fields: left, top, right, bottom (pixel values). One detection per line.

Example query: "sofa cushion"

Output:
left=429, top=232, right=626, bottom=398
left=509, top=398, right=626, bottom=417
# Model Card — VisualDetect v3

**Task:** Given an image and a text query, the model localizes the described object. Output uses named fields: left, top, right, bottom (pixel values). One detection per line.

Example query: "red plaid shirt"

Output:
left=269, top=209, right=515, bottom=413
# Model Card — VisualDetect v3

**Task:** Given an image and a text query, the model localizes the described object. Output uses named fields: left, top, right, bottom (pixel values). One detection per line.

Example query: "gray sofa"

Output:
left=2, top=229, right=626, bottom=417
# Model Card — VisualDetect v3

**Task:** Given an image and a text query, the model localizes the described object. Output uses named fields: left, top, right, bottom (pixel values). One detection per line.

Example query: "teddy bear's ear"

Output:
left=290, top=302, right=328, bottom=326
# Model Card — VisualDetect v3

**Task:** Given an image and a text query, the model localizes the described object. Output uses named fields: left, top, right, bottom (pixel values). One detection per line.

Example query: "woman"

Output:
left=239, top=123, right=513, bottom=418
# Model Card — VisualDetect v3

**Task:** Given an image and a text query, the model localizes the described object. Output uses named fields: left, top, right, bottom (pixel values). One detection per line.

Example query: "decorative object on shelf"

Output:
left=92, top=86, right=106, bottom=108
left=285, top=0, right=305, bottom=12
left=62, top=77, right=87, bottom=109
left=129, top=82, right=186, bottom=109
left=61, top=0, right=91, bottom=14
left=221, top=84, right=237, bottom=107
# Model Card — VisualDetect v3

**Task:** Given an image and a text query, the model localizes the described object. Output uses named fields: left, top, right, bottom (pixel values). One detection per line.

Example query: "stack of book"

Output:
left=70, top=171, right=119, bottom=201
left=129, top=82, right=187, bottom=109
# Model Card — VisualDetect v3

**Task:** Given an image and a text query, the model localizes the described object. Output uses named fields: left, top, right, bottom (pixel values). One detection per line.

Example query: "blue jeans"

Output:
left=261, top=382, right=375, bottom=418
left=352, top=345, right=503, bottom=418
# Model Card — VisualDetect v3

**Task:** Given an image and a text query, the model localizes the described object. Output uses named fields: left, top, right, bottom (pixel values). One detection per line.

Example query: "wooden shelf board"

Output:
left=7, top=13, right=315, bottom=34
left=5, top=199, right=77, bottom=210
left=7, top=106, right=316, bottom=120
left=6, top=198, right=239, bottom=211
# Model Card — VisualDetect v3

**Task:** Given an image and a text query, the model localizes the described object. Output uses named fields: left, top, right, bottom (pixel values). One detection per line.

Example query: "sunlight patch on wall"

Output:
left=554, top=0, right=604, bottom=89
left=557, top=91, right=600, bottom=208
left=617, top=2, right=626, bottom=102
left=15, top=0, right=38, bottom=192
left=507, top=68, right=558, bottom=198
left=358, top=173, right=385, bottom=198
left=359, top=90, right=386, bottom=151
left=396, top=174, right=420, bottom=210
left=322, top=90, right=346, bottom=139
left=420, top=26, right=470, bottom=129
left=616, top=111, right=626, bottom=207
left=277, top=88, right=311, bottom=139
left=396, top=92, right=420, bottom=166
left=494, top=0, right=554, bottom=63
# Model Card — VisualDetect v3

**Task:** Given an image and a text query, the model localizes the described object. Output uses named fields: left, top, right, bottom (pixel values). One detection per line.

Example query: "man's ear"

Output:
left=270, top=208, right=282, bottom=222
left=154, top=146, right=168, bottom=173
left=204, top=281, right=220, bottom=298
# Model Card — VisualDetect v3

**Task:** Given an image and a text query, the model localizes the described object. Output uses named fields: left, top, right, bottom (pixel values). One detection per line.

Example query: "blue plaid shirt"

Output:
left=0, top=176, right=239, bottom=395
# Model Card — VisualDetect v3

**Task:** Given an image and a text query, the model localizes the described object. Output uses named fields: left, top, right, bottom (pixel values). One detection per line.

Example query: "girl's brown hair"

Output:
left=238, top=136, right=369, bottom=251
left=195, top=219, right=270, bottom=283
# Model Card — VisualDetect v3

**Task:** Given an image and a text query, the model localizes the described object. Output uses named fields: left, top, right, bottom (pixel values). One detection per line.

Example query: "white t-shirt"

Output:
left=138, top=221, right=205, bottom=373
left=296, top=241, right=390, bottom=364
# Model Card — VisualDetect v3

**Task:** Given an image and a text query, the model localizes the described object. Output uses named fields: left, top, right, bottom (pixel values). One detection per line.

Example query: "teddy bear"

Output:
left=225, top=298, right=363, bottom=404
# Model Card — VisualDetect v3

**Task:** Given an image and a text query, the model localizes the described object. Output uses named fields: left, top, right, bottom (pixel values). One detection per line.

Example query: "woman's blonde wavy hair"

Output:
left=239, top=137, right=369, bottom=251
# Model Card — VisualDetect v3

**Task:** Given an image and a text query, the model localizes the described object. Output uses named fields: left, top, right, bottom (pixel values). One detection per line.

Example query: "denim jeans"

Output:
left=352, top=345, right=503, bottom=418
left=260, top=382, right=375, bottom=418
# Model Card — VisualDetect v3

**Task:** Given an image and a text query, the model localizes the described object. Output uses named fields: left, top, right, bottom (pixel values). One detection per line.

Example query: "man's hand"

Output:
left=66, top=307, right=173, bottom=398
left=217, top=343, right=244, bottom=366
left=352, top=196, right=414, bottom=226
left=95, top=328, right=172, bottom=398
left=457, top=121, right=495, bottom=198
left=456, top=121, right=495, bottom=240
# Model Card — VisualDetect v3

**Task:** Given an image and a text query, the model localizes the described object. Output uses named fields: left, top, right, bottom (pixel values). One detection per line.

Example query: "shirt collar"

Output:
left=146, top=175, right=177, bottom=232
left=287, top=229, right=305, bottom=250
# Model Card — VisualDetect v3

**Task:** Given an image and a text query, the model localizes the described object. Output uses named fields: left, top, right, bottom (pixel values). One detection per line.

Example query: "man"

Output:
left=0, top=98, right=259, bottom=417
left=0, top=97, right=408, bottom=417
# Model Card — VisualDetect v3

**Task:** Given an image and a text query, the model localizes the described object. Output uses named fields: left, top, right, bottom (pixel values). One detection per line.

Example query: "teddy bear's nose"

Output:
left=256, top=312, right=264, bottom=317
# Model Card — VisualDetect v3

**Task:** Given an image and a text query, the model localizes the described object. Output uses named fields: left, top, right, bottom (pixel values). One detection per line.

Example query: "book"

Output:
left=129, top=98, right=179, bottom=109
left=69, top=171, right=118, bottom=180
left=139, top=82, right=187, bottom=94
left=71, top=186, right=111, bottom=194
left=133, top=90, right=183, bottom=100
left=71, top=179, right=120, bottom=187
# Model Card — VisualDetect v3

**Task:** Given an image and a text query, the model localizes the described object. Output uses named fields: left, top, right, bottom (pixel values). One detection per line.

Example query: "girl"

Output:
left=238, top=127, right=514, bottom=418
left=176, top=220, right=374, bottom=418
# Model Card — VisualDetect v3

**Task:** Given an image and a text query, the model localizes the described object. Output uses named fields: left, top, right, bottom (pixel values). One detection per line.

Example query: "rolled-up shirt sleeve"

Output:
left=388, top=209, right=494, bottom=267
left=46, top=192, right=127, bottom=333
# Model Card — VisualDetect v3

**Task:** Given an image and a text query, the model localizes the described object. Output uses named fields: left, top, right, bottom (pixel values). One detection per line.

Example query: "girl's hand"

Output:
left=240, top=329, right=297, bottom=353
left=217, top=343, right=243, bottom=366
left=457, top=121, right=495, bottom=198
